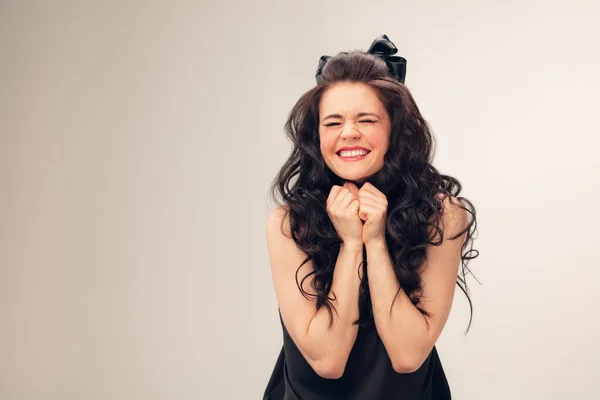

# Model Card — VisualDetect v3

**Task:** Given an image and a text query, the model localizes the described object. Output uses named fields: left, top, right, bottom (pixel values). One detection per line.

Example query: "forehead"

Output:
left=319, top=81, right=383, bottom=114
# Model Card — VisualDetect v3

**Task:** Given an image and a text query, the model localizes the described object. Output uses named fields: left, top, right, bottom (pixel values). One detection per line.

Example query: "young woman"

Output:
left=263, top=34, right=479, bottom=400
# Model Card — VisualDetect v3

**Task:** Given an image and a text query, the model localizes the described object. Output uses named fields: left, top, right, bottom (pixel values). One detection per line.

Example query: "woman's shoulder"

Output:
left=266, top=204, right=295, bottom=244
left=267, top=204, right=291, bottom=231
left=433, top=193, right=469, bottom=236
left=268, top=204, right=290, bottom=219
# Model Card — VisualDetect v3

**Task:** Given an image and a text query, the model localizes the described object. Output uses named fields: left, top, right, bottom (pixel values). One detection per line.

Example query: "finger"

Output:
left=360, top=204, right=387, bottom=220
left=327, top=185, right=343, bottom=206
left=359, top=183, right=386, bottom=199
left=349, top=199, right=360, bottom=213
left=359, top=183, right=384, bottom=197
left=358, top=191, right=388, bottom=208
left=343, top=182, right=360, bottom=199
left=358, top=206, right=369, bottom=222
left=338, top=190, right=357, bottom=210
left=359, top=203, right=386, bottom=219
left=359, top=182, right=380, bottom=193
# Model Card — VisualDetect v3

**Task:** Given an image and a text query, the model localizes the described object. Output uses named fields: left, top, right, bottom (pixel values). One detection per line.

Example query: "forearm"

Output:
left=305, top=241, right=363, bottom=375
left=366, top=239, right=430, bottom=371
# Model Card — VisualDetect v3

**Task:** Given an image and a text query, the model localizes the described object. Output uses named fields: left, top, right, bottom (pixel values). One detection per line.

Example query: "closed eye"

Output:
left=323, top=120, right=376, bottom=127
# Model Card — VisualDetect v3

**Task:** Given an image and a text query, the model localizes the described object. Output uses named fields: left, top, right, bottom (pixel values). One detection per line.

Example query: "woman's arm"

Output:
left=267, top=206, right=363, bottom=379
left=366, top=196, right=468, bottom=373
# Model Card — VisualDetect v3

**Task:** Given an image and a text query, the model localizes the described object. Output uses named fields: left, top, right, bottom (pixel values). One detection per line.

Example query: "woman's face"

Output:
left=318, top=81, right=392, bottom=186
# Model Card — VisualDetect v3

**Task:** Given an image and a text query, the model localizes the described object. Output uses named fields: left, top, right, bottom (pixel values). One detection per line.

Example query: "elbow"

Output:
left=391, top=354, right=425, bottom=374
left=311, top=357, right=347, bottom=380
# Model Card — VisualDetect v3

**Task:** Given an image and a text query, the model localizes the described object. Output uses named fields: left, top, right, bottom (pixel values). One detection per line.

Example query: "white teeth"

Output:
left=339, top=150, right=369, bottom=157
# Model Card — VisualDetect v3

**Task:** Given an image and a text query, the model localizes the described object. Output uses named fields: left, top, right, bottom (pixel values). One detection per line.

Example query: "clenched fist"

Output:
left=326, top=182, right=363, bottom=248
left=327, top=182, right=388, bottom=246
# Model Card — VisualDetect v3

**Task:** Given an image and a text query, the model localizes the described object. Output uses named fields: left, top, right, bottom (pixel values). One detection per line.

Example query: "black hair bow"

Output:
left=315, top=34, right=407, bottom=84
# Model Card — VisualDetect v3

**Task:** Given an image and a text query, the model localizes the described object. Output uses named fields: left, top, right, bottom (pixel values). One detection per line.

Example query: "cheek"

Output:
left=371, top=129, right=391, bottom=151
left=320, top=135, right=336, bottom=153
left=370, top=136, right=389, bottom=151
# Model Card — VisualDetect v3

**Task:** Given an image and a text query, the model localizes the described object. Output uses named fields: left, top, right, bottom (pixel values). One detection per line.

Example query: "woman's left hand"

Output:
left=344, top=182, right=388, bottom=245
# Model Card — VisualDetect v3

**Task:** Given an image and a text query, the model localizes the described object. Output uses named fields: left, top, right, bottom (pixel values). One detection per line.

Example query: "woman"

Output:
left=263, top=34, right=479, bottom=400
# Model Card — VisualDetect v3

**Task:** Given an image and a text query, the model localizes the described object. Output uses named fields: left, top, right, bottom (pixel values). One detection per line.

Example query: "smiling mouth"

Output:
left=337, top=151, right=370, bottom=161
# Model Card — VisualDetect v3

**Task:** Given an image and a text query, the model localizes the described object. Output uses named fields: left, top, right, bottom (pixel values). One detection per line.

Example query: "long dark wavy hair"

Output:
left=269, top=50, right=480, bottom=333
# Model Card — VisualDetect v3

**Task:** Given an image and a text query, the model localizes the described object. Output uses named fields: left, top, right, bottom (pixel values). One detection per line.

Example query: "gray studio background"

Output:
left=2, top=1, right=599, bottom=399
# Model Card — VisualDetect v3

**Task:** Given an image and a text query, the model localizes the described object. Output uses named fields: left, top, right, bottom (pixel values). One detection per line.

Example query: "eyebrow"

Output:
left=322, top=112, right=380, bottom=122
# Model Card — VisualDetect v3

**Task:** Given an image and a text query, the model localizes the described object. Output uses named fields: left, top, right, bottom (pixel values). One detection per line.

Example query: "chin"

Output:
left=336, top=173, right=370, bottom=185
left=326, top=161, right=381, bottom=185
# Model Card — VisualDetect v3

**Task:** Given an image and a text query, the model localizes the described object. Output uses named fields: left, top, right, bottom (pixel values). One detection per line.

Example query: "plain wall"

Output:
left=1, top=0, right=599, bottom=399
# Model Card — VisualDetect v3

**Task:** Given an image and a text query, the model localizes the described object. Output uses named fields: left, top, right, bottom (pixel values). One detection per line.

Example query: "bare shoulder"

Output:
left=266, top=204, right=309, bottom=274
left=435, top=193, right=469, bottom=238
left=266, top=204, right=292, bottom=239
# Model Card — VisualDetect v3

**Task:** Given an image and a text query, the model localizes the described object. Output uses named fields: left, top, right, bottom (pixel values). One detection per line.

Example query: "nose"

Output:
left=340, top=121, right=361, bottom=140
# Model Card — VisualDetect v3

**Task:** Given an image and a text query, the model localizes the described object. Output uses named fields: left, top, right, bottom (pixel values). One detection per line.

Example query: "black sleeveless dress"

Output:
left=263, top=313, right=451, bottom=400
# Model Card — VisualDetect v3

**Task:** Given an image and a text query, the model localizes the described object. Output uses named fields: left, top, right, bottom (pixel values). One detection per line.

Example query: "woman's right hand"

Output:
left=326, top=182, right=363, bottom=247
